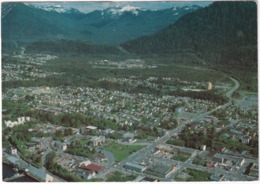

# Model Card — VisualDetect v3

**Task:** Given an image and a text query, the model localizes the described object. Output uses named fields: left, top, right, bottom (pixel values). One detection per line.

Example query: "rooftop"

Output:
left=80, top=164, right=103, bottom=172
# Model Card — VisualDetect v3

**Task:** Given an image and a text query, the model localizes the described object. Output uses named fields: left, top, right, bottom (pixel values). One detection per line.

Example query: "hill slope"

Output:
left=121, top=1, right=257, bottom=91
left=121, top=2, right=257, bottom=62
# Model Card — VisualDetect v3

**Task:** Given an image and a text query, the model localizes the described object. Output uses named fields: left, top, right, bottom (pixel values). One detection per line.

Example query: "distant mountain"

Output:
left=82, top=5, right=201, bottom=44
left=121, top=2, right=257, bottom=65
left=2, top=2, right=201, bottom=50
left=25, top=3, right=84, bottom=14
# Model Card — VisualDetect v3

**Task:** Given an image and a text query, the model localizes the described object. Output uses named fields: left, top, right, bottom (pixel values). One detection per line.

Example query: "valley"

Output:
left=1, top=1, right=258, bottom=182
left=2, top=52, right=258, bottom=182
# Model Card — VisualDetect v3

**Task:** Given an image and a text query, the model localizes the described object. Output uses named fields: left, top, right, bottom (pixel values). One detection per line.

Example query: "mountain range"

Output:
left=2, top=2, right=201, bottom=50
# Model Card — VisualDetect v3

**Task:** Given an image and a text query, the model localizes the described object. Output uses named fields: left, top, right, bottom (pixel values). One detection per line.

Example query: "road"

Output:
left=112, top=74, right=243, bottom=180
left=225, top=76, right=240, bottom=98
left=101, top=150, right=115, bottom=167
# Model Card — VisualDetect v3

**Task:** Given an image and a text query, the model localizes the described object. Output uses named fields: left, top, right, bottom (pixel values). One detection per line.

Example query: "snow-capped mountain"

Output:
left=25, top=3, right=84, bottom=14
left=2, top=2, right=202, bottom=46
left=104, top=5, right=145, bottom=16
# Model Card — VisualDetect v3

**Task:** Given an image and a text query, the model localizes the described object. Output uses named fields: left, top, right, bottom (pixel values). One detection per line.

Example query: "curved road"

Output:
left=101, top=150, right=116, bottom=167
left=225, top=76, right=240, bottom=98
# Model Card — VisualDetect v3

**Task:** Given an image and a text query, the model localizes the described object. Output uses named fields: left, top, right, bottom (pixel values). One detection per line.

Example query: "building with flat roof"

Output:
left=25, top=165, right=53, bottom=182
left=146, top=163, right=176, bottom=178
left=125, top=162, right=147, bottom=172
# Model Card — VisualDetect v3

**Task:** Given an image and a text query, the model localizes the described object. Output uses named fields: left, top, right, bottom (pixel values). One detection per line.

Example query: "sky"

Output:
left=29, top=1, right=212, bottom=13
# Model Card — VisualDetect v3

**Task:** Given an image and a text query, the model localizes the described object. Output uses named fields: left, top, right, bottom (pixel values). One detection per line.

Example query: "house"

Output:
left=200, top=145, right=206, bottom=151
left=73, top=169, right=96, bottom=180
left=78, top=160, right=91, bottom=167
left=210, top=174, right=224, bottom=181
left=91, top=136, right=105, bottom=146
left=7, top=147, right=17, bottom=155
left=26, top=142, right=37, bottom=151
left=156, top=144, right=174, bottom=154
left=55, top=141, right=67, bottom=151
left=123, top=133, right=135, bottom=143
left=124, top=162, right=146, bottom=172
left=241, top=136, right=251, bottom=144
left=213, top=153, right=245, bottom=166
left=86, top=126, right=97, bottom=130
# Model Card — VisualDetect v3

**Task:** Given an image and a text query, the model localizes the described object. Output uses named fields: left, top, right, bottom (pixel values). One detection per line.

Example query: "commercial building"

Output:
left=124, top=162, right=147, bottom=172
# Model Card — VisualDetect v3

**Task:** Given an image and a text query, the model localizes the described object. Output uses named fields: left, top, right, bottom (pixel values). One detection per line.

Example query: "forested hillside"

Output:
left=121, top=1, right=257, bottom=91
left=122, top=2, right=256, bottom=56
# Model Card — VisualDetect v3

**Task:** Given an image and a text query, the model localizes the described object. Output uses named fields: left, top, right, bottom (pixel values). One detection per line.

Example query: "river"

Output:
left=2, top=163, right=38, bottom=182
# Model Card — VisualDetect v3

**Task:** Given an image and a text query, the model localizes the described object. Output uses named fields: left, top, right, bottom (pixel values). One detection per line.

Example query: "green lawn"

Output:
left=79, top=139, right=91, bottom=145
left=103, top=142, right=144, bottom=162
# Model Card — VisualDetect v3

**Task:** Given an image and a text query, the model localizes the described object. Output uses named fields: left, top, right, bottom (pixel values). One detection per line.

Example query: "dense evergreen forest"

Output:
left=121, top=2, right=257, bottom=91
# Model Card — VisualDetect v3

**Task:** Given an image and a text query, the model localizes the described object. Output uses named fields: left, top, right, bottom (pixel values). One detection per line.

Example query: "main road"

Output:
left=113, top=72, right=241, bottom=179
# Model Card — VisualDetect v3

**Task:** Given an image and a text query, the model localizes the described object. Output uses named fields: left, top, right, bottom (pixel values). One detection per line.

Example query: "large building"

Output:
left=146, top=163, right=177, bottom=178
left=124, top=162, right=147, bottom=172
left=79, top=163, right=104, bottom=174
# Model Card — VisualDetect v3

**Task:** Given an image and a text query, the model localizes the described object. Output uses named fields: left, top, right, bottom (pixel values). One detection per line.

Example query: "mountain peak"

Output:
left=104, top=5, right=145, bottom=16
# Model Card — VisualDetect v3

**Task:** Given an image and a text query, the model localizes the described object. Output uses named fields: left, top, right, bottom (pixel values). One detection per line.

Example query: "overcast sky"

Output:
left=29, top=1, right=212, bottom=13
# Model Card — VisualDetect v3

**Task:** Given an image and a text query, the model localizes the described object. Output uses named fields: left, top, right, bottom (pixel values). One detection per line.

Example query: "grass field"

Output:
left=103, top=142, right=144, bottom=162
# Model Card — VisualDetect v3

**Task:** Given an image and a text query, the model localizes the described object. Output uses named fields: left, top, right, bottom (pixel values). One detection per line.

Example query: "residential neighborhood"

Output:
left=2, top=52, right=258, bottom=182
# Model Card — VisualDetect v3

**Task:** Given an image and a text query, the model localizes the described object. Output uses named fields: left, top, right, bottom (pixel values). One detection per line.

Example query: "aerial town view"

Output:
left=1, top=1, right=258, bottom=182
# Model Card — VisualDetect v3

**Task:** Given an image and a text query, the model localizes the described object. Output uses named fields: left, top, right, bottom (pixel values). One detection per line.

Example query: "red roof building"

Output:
left=79, top=164, right=103, bottom=173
